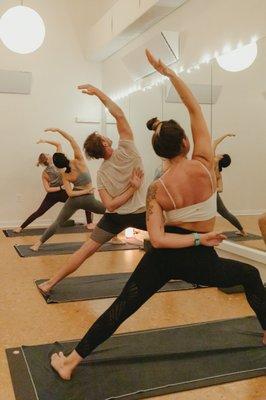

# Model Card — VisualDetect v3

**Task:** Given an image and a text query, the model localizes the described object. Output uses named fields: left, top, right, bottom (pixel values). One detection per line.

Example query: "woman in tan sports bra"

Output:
left=50, top=50, right=266, bottom=381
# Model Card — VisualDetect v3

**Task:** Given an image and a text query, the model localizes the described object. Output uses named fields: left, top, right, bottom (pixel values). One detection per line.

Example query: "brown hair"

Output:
left=146, top=117, right=186, bottom=159
left=37, top=153, right=49, bottom=167
left=83, top=132, right=105, bottom=159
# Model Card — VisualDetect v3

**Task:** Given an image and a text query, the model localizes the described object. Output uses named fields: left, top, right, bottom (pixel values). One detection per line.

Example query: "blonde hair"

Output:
left=36, top=153, right=49, bottom=167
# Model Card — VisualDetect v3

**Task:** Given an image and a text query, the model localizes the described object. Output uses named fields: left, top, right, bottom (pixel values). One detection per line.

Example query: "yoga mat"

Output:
left=14, top=242, right=142, bottom=257
left=219, top=283, right=266, bottom=294
left=35, top=274, right=197, bottom=303
left=6, top=316, right=266, bottom=400
left=3, top=224, right=90, bottom=237
left=224, top=231, right=262, bottom=242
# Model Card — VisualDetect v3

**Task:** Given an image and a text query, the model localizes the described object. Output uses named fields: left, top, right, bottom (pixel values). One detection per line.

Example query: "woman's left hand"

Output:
left=145, top=49, right=175, bottom=77
left=200, top=232, right=227, bottom=247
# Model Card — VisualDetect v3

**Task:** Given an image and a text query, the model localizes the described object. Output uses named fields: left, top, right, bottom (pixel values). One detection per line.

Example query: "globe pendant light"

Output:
left=216, top=42, right=257, bottom=72
left=0, top=3, right=45, bottom=54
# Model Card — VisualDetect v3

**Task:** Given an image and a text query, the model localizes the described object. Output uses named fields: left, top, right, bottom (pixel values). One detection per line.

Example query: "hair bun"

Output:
left=146, top=117, right=159, bottom=131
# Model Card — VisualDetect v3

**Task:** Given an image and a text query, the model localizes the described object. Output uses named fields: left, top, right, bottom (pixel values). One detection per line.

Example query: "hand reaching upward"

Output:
left=77, top=84, right=98, bottom=96
left=145, top=49, right=174, bottom=78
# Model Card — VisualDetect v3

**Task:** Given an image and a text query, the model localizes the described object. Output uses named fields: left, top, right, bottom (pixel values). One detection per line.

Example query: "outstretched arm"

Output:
left=146, top=182, right=226, bottom=248
left=146, top=49, right=213, bottom=166
left=44, top=128, right=84, bottom=161
left=98, top=168, right=143, bottom=212
left=213, top=134, right=236, bottom=153
left=77, top=84, right=133, bottom=140
left=37, top=139, right=62, bottom=153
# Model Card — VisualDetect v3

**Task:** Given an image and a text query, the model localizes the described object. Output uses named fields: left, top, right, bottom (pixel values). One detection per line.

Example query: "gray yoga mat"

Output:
left=219, top=282, right=266, bottom=294
left=14, top=242, right=142, bottom=257
left=224, top=231, right=262, bottom=242
left=3, top=224, right=90, bottom=237
left=35, top=273, right=197, bottom=303
left=6, top=316, right=266, bottom=400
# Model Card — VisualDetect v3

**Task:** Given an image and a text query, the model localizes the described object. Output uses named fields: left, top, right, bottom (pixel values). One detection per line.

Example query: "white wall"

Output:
left=102, top=0, right=266, bottom=214
left=212, top=37, right=266, bottom=214
left=0, top=0, right=103, bottom=227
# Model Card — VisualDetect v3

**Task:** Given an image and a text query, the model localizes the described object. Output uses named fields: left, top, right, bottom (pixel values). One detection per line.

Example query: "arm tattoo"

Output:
left=146, top=183, right=158, bottom=222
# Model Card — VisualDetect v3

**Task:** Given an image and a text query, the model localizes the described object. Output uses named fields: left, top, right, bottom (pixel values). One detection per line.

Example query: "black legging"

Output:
left=75, top=226, right=266, bottom=359
left=217, top=193, right=243, bottom=232
left=20, top=189, right=92, bottom=229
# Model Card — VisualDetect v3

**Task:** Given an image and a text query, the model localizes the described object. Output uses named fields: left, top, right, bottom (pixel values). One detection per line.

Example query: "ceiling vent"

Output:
left=122, top=31, right=179, bottom=81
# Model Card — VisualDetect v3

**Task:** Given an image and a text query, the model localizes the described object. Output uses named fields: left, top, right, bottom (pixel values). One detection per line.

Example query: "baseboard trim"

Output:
left=218, top=241, right=266, bottom=265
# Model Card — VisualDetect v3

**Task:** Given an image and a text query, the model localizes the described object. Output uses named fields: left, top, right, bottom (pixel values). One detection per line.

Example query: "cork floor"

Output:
left=0, top=215, right=265, bottom=400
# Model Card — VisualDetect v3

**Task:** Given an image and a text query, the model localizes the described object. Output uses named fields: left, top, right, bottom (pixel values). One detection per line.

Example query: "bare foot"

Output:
left=110, top=236, right=126, bottom=245
left=86, top=223, right=96, bottom=230
left=13, top=227, right=22, bottom=233
left=30, top=241, right=41, bottom=252
left=51, top=352, right=72, bottom=380
left=38, top=281, right=52, bottom=295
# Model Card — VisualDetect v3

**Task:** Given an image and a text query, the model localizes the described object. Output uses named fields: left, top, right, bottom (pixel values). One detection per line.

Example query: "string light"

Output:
left=111, top=35, right=259, bottom=101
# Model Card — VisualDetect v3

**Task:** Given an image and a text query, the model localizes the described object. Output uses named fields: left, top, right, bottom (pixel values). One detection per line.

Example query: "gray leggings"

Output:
left=40, top=194, right=105, bottom=244
left=217, top=193, right=243, bottom=232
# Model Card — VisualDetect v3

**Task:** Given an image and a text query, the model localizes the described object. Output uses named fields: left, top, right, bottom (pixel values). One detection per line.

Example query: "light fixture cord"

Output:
left=21, top=0, right=24, bottom=5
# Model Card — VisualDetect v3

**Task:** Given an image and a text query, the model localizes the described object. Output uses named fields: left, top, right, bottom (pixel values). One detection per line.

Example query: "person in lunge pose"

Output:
left=213, top=133, right=247, bottom=236
left=50, top=51, right=266, bottom=380
left=14, top=139, right=93, bottom=233
left=30, top=128, right=106, bottom=251
left=38, top=84, right=145, bottom=293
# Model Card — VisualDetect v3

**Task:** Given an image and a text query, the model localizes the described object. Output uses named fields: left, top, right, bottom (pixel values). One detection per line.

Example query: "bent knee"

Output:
left=241, top=264, right=260, bottom=282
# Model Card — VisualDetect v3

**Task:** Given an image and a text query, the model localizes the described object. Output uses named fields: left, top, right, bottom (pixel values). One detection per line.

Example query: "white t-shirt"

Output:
left=97, top=140, right=146, bottom=214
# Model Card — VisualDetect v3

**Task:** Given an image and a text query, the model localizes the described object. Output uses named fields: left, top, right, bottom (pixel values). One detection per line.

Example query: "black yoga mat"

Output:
left=6, top=316, right=266, bottom=400
left=14, top=242, right=142, bottom=257
left=3, top=224, right=90, bottom=237
left=219, top=282, right=266, bottom=294
left=224, top=231, right=262, bottom=242
left=35, top=273, right=197, bottom=303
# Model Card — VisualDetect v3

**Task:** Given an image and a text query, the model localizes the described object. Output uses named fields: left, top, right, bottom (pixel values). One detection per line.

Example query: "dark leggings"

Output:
left=217, top=193, right=243, bottom=232
left=75, top=226, right=266, bottom=358
left=21, top=190, right=92, bottom=229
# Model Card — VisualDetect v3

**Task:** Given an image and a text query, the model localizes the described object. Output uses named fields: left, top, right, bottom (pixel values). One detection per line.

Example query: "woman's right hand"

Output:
left=130, top=168, right=144, bottom=189
left=200, top=232, right=227, bottom=247
left=45, top=128, right=60, bottom=133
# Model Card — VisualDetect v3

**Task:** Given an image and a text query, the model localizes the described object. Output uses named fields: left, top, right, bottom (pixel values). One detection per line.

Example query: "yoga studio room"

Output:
left=0, top=0, right=266, bottom=399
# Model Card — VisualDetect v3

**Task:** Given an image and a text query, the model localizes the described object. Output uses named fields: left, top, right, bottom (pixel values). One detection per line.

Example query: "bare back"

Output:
left=62, top=159, right=92, bottom=190
left=155, top=159, right=217, bottom=232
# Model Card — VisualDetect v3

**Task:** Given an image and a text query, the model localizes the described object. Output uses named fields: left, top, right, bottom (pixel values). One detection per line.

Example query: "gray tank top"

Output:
left=44, top=165, right=63, bottom=187
left=73, top=170, right=92, bottom=188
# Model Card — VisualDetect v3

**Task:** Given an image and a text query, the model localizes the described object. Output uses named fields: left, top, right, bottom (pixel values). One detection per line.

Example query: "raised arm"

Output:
left=213, top=134, right=236, bottom=153
left=37, top=139, right=62, bottom=153
left=146, top=49, right=213, bottom=166
left=98, top=168, right=143, bottom=212
left=77, top=84, right=133, bottom=140
left=42, top=172, right=61, bottom=193
left=146, top=182, right=226, bottom=248
left=44, top=128, right=84, bottom=161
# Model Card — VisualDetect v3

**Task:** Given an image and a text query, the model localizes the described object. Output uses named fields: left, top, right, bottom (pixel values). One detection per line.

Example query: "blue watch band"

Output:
left=193, top=232, right=201, bottom=246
